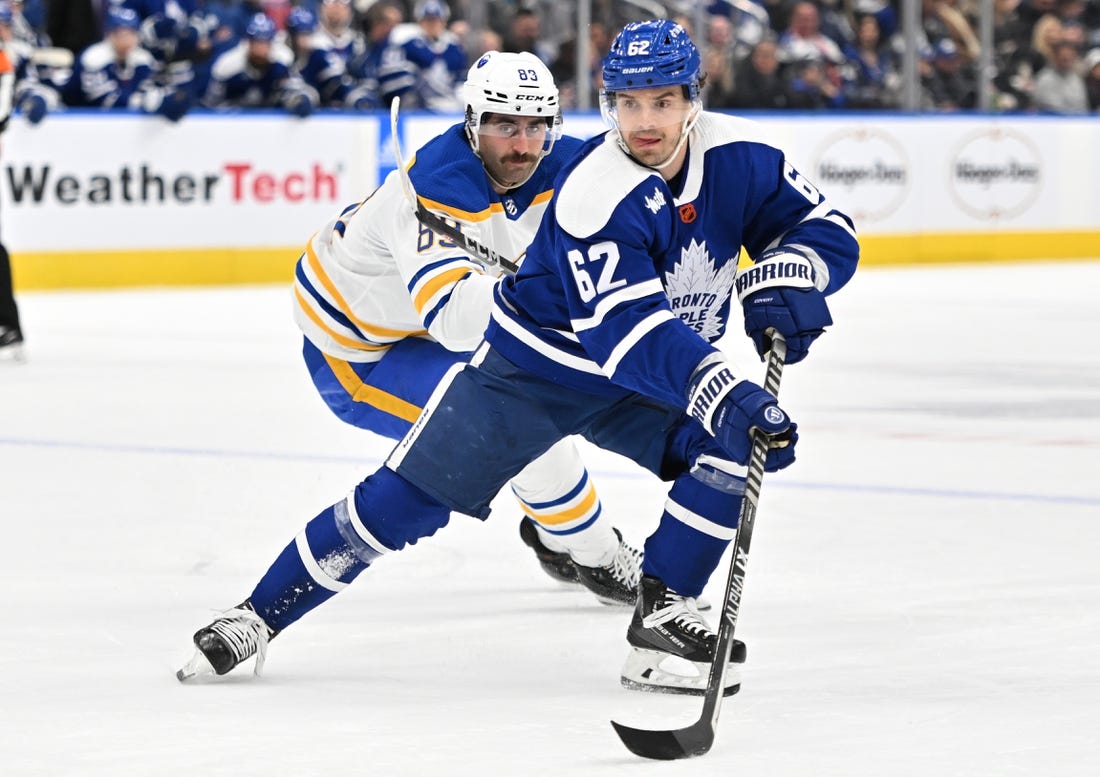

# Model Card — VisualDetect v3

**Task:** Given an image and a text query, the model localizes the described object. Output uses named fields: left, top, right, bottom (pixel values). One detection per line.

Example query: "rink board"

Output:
left=5, top=110, right=1098, bottom=290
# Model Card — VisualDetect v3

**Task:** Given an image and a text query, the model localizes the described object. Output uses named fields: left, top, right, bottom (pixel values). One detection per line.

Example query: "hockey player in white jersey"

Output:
left=177, top=51, right=644, bottom=681
left=178, top=21, right=859, bottom=697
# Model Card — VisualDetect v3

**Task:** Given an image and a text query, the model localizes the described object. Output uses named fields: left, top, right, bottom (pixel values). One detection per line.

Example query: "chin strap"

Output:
left=612, top=100, right=702, bottom=173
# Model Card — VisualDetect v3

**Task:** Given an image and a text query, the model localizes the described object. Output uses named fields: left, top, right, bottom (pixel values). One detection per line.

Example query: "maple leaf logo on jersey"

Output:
left=644, top=187, right=666, bottom=215
left=664, top=240, right=737, bottom=340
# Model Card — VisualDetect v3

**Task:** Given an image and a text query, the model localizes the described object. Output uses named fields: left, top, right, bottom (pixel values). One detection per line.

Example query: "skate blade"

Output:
left=620, top=648, right=741, bottom=697
left=176, top=650, right=216, bottom=683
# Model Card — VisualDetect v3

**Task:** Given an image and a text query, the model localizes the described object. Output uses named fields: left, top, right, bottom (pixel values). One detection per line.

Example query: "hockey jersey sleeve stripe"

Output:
left=294, top=287, right=394, bottom=353
left=305, top=241, right=427, bottom=339
left=571, top=278, right=666, bottom=332
left=490, top=307, right=605, bottom=375
left=322, top=351, right=422, bottom=423
left=411, top=266, right=475, bottom=317
left=601, top=310, right=678, bottom=378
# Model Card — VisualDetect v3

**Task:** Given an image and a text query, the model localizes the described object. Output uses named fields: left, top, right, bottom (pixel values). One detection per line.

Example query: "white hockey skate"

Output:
left=176, top=601, right=276, bottom=682
left=621, top=575, right=744, bottom=696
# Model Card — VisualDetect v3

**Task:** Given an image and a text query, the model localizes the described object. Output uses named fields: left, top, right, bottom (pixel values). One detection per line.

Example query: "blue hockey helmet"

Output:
left=245, top=12, right=277, bottom=42
left=285, top=6, right=318, bottom=35
left=416, top=0, right=450, bottom=21
left=602, top=19, right=702, bottom=100
left=0, top=2, right=12, bottom=26
left=105, top=6, right=142, bottom=33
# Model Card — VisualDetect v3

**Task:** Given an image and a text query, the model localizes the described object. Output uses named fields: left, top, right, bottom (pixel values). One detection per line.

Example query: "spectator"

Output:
left=348, top=1, right=404, bottom=108
left=844, top=11, right=902, bottom=108
left=922, top=37, right=979, bottom=109
left=991, top=0, right=1040, bottom=109
left=501, top=7, right=553, bottom=64
left=922, top=0, right=982, bottom=64
left=285, top=4, right=366, bottom=108
left=1084, top=46, right=1100, bottom=109
left=1030, top=12, right=1067, bottom=63
left=203, top=11, right=316, bottom=117
left=707, top=0, right=772, bottom=63
left=729, top=36, right=789, bottom=109
left=701, top=13, right=737, bottom=108
left=60, top=6, right=187, bottom=120
left=316, top=0, right=366, bottom=65
left=1033, top=37, right=1089, bottom=110
left=377, top=0, right=466, bottom=111
left=784, top=55, right=845, bottom=108
left=777, top=1, right=847, bottom=67
left=120, top=0, right=211, bottom=66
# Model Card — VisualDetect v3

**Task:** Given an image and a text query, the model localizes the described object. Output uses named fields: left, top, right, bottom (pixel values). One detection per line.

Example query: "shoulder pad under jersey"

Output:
left=407, top=124, right=494, bottom=219
left=555, top=134, right=662, bottom=239
left=691, top=110, right=773, bottom=153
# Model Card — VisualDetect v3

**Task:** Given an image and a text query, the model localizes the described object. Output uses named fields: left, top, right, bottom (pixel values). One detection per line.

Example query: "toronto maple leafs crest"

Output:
left=644, top=186, right=666, bottom=214
left=664, top=239, right=737, bottom=340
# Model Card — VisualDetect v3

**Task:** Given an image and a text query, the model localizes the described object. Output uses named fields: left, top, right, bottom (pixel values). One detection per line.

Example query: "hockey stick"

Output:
left=388, top=98, right=520, bottom=274
left=611, top=330, right=788, bottom=761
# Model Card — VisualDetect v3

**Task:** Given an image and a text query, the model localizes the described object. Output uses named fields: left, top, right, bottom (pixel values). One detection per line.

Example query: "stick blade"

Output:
left=610, top=719, right=714, bottom=761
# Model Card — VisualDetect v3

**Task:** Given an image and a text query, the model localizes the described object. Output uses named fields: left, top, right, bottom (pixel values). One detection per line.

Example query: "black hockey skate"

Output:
left=176, top=600, right=277, bottom=682
left=621, top=575, right=745, bottom=696
left=0, top=326, right=24, bottom=363
left=519, top=518, right=579, bottom=584
left=574, top=529, right=642, bottom=606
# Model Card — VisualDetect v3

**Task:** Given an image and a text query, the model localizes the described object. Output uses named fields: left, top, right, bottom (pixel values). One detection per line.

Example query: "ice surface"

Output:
left=2, top=261, right=1098, bottom=776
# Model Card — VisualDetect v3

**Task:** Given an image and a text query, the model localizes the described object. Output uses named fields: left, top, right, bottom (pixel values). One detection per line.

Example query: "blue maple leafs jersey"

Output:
left=486, top=111, right=859, bottom=411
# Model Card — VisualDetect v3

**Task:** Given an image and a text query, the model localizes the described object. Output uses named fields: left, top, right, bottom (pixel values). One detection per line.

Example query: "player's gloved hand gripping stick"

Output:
left=612, top=330, right=789, bottom=761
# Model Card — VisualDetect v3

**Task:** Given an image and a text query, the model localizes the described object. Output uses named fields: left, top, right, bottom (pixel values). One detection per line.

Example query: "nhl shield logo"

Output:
left=679, top=203, right=697, bottom=223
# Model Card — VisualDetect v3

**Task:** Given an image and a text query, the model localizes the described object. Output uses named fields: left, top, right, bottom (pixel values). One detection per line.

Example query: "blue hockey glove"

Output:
left=737, top=247, right=832, bottom=365
left=687, top=358, right=798, bottom=471
left=158, top=88, right=191, bottom=122
left=20, top=93, right=48, bottom=125
left=285, top=92, right=314, bottom=118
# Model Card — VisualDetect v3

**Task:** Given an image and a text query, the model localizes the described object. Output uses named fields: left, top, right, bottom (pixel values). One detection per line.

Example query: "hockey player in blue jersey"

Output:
left=178, top=20, right=858, bottom=697
left=60, top=6, right=188, bottom=120
left=177, top=50, right=647, bottom=682
left=202, top=12, right=316, bottom=117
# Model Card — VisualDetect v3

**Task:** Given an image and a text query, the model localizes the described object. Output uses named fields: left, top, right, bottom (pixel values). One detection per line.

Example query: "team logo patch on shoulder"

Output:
left=644, top=186, right=666, bottom=215
left=678, top=203, right=697, bottom=223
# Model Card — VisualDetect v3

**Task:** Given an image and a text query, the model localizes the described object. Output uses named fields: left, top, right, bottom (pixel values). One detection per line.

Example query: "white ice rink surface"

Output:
left=2, top=261, right=1098, bottom=776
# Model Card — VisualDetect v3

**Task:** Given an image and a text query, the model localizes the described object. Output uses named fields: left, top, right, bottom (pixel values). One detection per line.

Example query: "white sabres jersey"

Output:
left=293, top=124, right=583, bottom=363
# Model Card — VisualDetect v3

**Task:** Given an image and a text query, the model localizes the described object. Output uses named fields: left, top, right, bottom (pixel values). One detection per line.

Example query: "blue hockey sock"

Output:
left=642, top=469, right=744, bottom=598
left=250, top=468, right=451, bottom=632
left=250, top=499, right=382, bottom=631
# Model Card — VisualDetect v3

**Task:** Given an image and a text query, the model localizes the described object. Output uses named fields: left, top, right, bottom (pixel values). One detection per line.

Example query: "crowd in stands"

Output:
left=2, top=0, right=1099, bottom=125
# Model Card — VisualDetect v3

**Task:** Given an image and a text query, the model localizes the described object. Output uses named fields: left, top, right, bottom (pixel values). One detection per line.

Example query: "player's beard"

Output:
left=484, top=152, right=539, bottom=190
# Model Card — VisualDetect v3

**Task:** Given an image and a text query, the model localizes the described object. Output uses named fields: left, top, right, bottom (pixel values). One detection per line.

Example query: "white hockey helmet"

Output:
left=463, top=51, right=562, bottom=157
